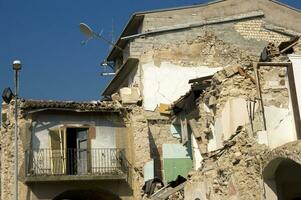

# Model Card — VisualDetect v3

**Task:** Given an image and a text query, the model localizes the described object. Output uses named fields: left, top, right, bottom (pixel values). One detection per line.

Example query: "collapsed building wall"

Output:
left=129, top=107, right=182, bottom=199
left=180, top=37, right=301, bottom=199
left=122, top=14, right=292, bottom=113
left=114, top=12, right=300, bottom=199
left=185, top=131, right=301, bottom=200
left=185, top=130, right=268, bottom=200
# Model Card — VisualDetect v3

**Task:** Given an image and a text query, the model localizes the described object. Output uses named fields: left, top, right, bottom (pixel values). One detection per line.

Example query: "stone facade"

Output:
left=1, top=101, right=28, bottom=200
left=0, top=100, right=134, bottom=200
left=129, top=107, right=180, bottom=199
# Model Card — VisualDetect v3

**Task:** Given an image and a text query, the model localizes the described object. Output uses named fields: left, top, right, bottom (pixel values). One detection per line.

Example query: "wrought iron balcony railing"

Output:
left=25, top=148, right=129, bottom=177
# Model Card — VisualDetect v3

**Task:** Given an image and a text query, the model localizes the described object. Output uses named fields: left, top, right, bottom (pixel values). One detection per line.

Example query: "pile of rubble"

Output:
left=186, top=129, right=268, bottom=199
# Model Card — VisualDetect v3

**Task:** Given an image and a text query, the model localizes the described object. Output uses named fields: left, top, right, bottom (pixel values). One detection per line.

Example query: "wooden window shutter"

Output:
left=87, top=126, right=96, bottom=172
left=49, top=129, right=64, bottom=174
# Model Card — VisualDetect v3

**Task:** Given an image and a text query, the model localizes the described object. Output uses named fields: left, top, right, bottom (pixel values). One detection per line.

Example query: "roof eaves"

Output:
left=102, top=58, right=139, bottom=96
left=19, top=99, right=125, bottom=113
left=106, top=14, right=144, bottom=61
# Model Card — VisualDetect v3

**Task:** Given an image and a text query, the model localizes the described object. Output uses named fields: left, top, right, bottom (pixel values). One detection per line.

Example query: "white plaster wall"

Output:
left=205, top=103, right=220, bottom=152
left=262, top=56, right=299, bottom=149
left=289, top=54, right=301, bottom=118
left=210, top=98, right=250, bottom=152
left=31, top=114, right=118, bottom=173
left=208, top=123, right=219, bottom=151
left=142, top=61, right=221, bottom=111
left=192, top=135, right=203, bottom=170
left=143, top=159, right=154, bottom=182
left=264, top=106, right=296, bottom=149
left=32, top=121, right=51, bottom=149
left=92, top=119, right=116, bottom=148
left=32, top=114, right=116, bottom=149
left=219, top=98, right=250, bottom=140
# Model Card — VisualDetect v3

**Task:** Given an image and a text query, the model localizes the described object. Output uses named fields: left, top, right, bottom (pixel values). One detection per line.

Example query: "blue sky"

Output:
left=0, top=0, right=300, bottom=102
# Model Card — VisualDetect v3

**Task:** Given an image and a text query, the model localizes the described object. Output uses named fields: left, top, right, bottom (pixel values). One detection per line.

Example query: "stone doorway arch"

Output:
left=263, top=158, right=301, bottom=200
left=53, top=189, right=121, bottom=200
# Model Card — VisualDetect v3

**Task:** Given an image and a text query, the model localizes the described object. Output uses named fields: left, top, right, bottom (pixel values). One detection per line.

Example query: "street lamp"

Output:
left=13, top=60, right=21, bottom=200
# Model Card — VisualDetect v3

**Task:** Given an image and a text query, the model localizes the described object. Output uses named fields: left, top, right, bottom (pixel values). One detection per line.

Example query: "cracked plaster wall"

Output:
left=142, top=61, right=221, bottom=111
left=127, top=19, right=290, bottom=113
left=181, top=42, right=301, bottom=200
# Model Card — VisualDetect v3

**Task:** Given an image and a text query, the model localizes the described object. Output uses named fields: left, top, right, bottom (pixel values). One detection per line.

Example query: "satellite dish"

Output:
left=79, top=23, right=94, bottom=38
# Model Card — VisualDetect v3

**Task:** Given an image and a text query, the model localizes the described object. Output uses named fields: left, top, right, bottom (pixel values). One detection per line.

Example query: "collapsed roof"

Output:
left=19, top=99, right=126, bottom=114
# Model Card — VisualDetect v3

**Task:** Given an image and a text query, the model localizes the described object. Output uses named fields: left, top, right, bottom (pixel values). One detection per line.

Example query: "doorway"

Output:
left=263, top=158, right=301, bottom=200
left=66, top=128, right=89, bottom=175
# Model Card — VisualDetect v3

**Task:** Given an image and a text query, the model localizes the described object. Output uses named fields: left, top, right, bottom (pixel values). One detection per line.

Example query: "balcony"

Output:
left=25, top=148, right=129, bottom=183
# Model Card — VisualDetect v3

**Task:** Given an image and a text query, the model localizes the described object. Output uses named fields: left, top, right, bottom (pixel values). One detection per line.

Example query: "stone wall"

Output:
left=181, top=39, right=301, bottom=199
left=0, top=101, right=136, bottom=200
left=139, top=0, right=301, bottom=33
left=0, top=101, right=29, bottom=200
left=185, top=129, right=301, bottom=200
left=127, top=17, right=291, bottom=98
left=129, top=106, right=180, bottom=199
left=122, top=12, right=299, bottom=199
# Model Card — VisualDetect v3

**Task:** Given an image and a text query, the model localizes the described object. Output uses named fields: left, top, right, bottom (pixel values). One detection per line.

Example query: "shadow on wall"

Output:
left=148, top=125, right=162, bottom=180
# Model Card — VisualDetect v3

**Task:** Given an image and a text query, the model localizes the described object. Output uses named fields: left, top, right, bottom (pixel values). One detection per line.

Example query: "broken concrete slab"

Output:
left=119, top=87, right=140, bottom=104
left=159, top=103, right=171, bottom=114
left=184, top=181, right=208, bottom=200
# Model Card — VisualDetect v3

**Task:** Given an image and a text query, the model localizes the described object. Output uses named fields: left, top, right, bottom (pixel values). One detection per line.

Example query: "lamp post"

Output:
left=12, top=60, right=21, bottom=200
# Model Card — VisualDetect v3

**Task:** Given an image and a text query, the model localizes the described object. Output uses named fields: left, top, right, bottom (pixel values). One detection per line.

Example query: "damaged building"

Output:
left=1, top=0, right=301, bottom=199
left=1, top=100, right=133, bottom=200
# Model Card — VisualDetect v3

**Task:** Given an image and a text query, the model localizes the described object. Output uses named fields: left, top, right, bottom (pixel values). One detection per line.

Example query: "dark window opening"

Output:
left=66, top=128, right=88, bottom=175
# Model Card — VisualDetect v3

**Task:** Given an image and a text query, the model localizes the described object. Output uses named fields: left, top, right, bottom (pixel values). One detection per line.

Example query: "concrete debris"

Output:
left=111, top=92, right=121, bottom=102
left=223, top=66, right=239, bottom=78
left=119, top=87, right=141, bottom=104
left=159, top=103, right=171, bottom=115
left=237, top=66, right=256, bottom=84
left=208, top=96, right=217, bottom=107
left=187, top=131, right=269, bottom=200
left=150, top=176, right=186, bottom=200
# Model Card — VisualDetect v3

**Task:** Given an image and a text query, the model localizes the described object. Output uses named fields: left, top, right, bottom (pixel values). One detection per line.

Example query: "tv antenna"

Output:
left=79, top=23, right=122, bottom=51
